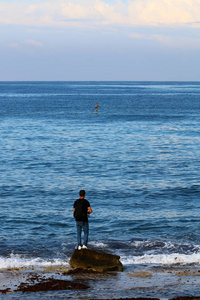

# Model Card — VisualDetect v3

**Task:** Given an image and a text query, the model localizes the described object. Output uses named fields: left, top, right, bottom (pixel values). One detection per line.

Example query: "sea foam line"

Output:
left=121, top=252, right=200, bottom=265
left=0, top=254, right=70, bottom=270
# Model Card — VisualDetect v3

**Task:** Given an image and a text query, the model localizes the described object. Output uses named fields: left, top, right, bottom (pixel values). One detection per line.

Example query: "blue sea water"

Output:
left=0, top=81, right=200, bottom=281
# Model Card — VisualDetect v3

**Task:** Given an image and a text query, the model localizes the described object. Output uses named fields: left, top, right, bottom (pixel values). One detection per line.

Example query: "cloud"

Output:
left=8, top=39, right=44, bottom=54
left=127, top=0, right=200, bottom=26
left=129, top=32, right=173, bottom=47
left=25, top=39, right=43, bottom=48
left=150, top=34, right=172, bottom=45
left=9, top=42, right=20, bottom=49
left=130, top=32, right=146, bottom=39
left=0, top=0, right=200, bottom=28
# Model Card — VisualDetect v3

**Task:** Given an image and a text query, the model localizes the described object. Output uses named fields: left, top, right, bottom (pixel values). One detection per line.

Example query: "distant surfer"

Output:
left=95, top=103, right=98, bottom=113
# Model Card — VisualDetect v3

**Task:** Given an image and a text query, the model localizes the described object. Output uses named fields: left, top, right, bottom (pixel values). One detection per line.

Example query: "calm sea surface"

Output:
left=0, top=81, right=200, bottom=297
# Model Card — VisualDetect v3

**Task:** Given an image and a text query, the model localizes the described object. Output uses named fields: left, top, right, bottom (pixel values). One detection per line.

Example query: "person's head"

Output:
left=79, top=190, right=86, bottom=198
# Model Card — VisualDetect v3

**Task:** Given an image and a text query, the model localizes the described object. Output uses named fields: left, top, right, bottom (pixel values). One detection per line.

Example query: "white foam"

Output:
left=132, top=240, right=200, bottom=253
left=0, top=253, right=70, bottom=270
left=132, top=240, right=176, bottom=249
left=90, top=241, right=108, bottom=248
left=121, top=252, right=200, bottom=265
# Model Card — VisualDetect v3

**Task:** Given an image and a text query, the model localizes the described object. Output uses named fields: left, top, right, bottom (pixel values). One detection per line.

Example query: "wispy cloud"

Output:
left=8, top=39, right=44, bottom=55
left=25, top=39, right=43, bottom=48
left=0, top=0, right=200, bottom=28
left=9, top=42, right=20, bottom=49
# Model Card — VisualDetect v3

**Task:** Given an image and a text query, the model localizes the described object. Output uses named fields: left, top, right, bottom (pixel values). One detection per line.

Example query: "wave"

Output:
left=90, top=239, right=200, bottom=254
left=1, top=238, right=200, bottom=270
left=122, top=252, right=200, bottom=266
left=90, top=240, right=200, bottom=266
left=131, top=240, right=200, bottom=253
left=0, top=253, right=70, bottom=270
left=1, top=251, right=199, bottom=270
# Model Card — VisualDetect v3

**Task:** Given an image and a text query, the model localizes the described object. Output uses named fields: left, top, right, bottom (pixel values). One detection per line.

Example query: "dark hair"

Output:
left=79, top=190, right=86, bottom=197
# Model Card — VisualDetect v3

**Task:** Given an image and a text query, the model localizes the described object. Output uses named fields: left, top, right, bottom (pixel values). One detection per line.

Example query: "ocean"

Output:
left=0, top=81, right=200, bottom=299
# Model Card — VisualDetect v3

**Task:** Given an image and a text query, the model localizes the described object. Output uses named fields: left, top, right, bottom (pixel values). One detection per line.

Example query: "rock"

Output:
left=16, top=278, right=90, bottom=293
left=0, top=288, right=11, bottom=294
left=69, top=249, right=123, bottom=272
left=64, top=268, right=99, bottom=275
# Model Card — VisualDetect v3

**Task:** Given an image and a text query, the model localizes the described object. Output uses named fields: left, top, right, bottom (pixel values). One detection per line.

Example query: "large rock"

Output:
left=69, top=249, right=123, bottom=272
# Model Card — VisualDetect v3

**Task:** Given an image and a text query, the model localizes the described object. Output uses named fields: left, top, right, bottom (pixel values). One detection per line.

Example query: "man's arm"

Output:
left=88, top=207, right=92, bottom=214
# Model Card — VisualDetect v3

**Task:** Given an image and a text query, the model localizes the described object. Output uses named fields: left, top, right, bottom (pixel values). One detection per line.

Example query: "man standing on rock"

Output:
left=73, top=190, right=93, bottom=250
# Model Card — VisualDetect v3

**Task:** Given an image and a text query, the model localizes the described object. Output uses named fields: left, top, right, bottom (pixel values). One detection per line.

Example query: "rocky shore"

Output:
left=0, top=249, right=200, bottom=299
left=0, top=266, right=200, bottom=299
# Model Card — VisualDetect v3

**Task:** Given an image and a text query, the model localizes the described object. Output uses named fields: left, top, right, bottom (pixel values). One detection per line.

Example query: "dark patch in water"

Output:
left=15, top=277, right=90, bottom=293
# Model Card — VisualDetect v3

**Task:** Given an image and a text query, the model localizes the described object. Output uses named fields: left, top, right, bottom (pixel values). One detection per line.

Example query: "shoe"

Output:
left=78, top=246, right=82, bottom=250
left=82, top=245, right=87, bottom=249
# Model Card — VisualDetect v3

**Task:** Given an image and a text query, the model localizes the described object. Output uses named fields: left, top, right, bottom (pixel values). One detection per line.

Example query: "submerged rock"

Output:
left=69, top=248, right=123, bottom=272
left=16, top=278, right=90, bottom=293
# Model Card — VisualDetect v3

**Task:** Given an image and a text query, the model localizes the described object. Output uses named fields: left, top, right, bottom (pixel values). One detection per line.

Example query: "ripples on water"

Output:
left=0, top=81, right=200, bottom=268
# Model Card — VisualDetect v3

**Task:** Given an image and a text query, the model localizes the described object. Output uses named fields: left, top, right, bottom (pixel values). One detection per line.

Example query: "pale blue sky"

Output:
left=1, top=0, right=200, bottom=81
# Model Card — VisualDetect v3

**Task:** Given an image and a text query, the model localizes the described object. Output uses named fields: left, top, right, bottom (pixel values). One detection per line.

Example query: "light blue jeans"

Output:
left=76, top=221, right=89, bottom=247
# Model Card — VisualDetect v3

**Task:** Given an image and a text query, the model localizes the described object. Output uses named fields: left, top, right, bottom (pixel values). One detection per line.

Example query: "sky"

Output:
left=1, top=0, right=200, bottom=81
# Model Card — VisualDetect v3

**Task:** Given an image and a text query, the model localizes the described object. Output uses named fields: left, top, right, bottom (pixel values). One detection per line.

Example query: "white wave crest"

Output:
left=0, top=253, right=70, bottom=270
left=90, top=241, right=108, bottom=248
left=122, top=252, right=200, bottom=265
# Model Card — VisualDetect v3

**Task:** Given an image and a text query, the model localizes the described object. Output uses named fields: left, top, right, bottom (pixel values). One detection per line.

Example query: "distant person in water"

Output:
left=95, top=103, right=98, bottom=113
left=73, top=190, right=93, bottom=250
